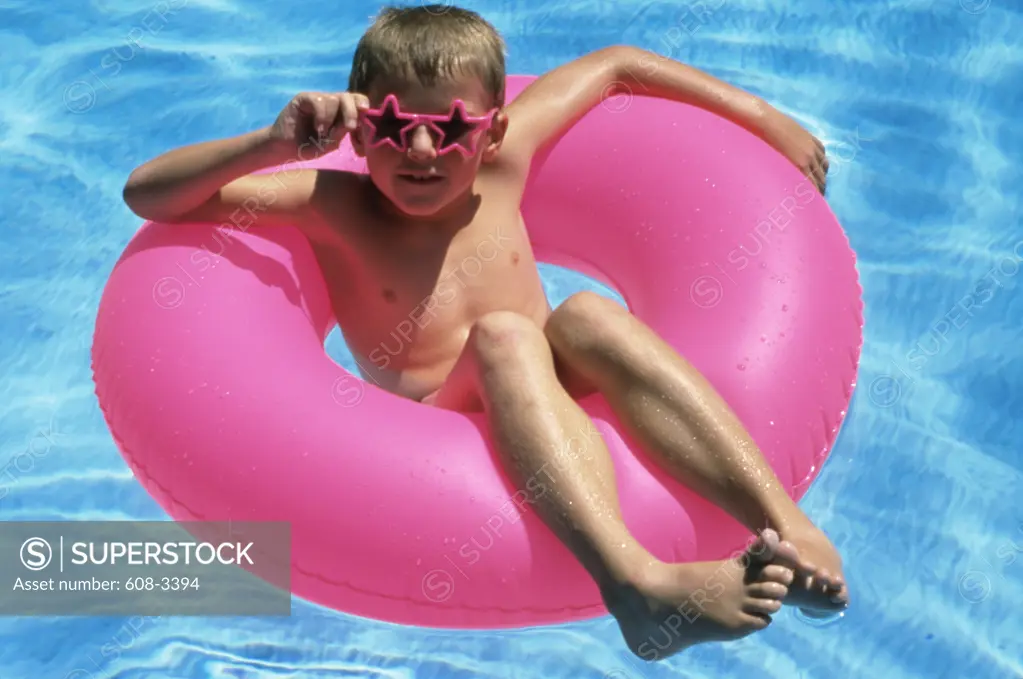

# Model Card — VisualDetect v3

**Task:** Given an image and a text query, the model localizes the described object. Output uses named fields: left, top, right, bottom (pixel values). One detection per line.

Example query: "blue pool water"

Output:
left=2, top=0, right=1022, bottom=676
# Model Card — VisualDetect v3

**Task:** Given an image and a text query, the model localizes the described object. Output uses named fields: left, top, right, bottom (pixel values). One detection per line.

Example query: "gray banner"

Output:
left=1, top=521, right=291, bottom=615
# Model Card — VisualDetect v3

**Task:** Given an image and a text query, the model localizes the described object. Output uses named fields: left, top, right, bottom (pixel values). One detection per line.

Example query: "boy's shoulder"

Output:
left=303, top=167, right=370, bottom=200
left=295, top=168, right=375, bottom=239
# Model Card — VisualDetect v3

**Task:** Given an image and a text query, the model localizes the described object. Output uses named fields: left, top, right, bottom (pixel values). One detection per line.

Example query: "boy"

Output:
left=123, top=4, right=845, bottom=660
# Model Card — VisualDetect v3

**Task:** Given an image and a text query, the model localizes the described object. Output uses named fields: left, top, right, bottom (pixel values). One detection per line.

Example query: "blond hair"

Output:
left=349, top=5, right=507, bottom=107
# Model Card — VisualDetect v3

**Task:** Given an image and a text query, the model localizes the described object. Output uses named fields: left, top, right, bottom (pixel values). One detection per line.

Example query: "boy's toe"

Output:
left=744, top=596, right=783, bottom=617
left=760, top=565, right=794, bottom=586
left=748, top=581, right=788, bottom=601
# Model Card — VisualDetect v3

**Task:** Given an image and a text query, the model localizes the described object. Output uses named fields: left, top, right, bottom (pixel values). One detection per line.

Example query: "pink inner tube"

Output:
left=92, top=75, right=863, bottom=629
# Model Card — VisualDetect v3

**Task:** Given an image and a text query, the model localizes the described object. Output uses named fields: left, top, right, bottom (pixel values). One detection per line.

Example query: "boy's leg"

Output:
left=427, top=310, right=798, bottom=659
left=543, top=292, right=849, bottom=613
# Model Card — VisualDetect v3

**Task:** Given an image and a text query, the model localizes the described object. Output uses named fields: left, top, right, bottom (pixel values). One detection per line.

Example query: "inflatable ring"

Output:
left=93, top=75, right=862, bottom=628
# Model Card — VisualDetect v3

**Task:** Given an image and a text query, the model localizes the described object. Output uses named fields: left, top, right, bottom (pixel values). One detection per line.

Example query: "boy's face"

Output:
left=352, top=75, right=506, bottom=219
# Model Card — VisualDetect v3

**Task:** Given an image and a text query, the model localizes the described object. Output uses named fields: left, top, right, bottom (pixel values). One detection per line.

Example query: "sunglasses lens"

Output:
left=365, top=107, right=407, bottom=147
left=435, top=119, right=475, bottom=151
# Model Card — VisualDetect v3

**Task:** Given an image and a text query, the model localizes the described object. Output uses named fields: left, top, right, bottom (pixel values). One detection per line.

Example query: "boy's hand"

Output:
left=268, top=91, right=369, bottom=157
left=760, top=110, right=829, bottom=194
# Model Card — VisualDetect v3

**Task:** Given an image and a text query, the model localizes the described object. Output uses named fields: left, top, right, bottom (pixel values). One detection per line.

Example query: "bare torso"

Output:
left=302, top=166, right=549, bottom=401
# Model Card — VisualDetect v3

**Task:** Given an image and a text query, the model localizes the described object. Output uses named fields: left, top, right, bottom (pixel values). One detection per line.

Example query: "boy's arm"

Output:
left=503, top=45, right=828, bottom=193
left=122, top=126, right=322, bottom=227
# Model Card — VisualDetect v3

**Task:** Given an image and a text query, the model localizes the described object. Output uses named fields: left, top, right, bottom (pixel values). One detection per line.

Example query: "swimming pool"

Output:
left=1, top=0, right=1021, bottom=676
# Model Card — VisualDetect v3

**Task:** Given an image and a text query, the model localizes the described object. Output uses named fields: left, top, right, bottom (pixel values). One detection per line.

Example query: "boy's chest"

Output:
left=315, top=214, right=548, bottom=353
left=373, top=216, right=539, bottom=317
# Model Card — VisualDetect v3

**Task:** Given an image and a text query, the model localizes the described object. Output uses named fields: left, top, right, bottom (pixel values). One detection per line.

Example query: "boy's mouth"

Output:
left=397, top=170, right=445, bottom=184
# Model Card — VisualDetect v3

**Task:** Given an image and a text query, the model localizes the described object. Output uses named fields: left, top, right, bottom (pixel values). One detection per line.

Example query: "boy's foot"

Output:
left=601, top=529, right=794, bottom=661
left=777, top=522, right=849, bottom=613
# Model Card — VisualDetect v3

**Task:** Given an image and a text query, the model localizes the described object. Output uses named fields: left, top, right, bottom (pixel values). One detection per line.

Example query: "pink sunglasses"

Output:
left=360, top=94, right=498, bottom=157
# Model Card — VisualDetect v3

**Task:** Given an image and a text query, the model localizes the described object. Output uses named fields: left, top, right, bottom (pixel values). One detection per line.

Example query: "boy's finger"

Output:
left=813, top=165, right=827, bottom=194
left=326, top=104, right=349, bottom=143
left=295, top=94, right=321, bottom=135
left=804, top=165, right=825, bottom=195
left=301, top=93, right=331, bottom=138
left=339, top=94, right=359, bottom=131
left=320, top=97, right=341, bottom=138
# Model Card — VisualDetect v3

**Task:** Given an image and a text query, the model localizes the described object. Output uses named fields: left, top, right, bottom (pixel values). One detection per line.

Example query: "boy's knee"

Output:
left=470, top=312, right=545, bottom=364
left=559, top=291, right=617, bottom=317
left=546, top=291, right=627, bottom=349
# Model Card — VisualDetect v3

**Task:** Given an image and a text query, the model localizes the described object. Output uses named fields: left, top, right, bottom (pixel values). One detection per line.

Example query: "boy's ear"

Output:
left=481, top=110, right=509, bottom=162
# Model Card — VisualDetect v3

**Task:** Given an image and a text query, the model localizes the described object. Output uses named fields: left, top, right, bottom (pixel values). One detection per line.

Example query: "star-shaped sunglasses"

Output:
left=359, top=94, right=499, bottom=157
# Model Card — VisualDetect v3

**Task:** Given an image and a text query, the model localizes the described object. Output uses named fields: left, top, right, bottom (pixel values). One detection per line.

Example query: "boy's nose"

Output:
left=407, top=125, right=438, bottom=161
